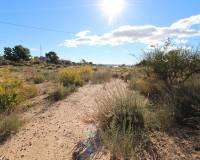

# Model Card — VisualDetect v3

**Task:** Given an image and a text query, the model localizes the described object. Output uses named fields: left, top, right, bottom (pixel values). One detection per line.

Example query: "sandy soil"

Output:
left=0, top=83, right=109, bottom=160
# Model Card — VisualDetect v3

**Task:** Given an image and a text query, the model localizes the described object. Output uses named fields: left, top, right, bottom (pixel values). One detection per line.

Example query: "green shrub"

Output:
left=96, top=85, right=147, bottom=159
left=140, top=41, right=200, bottom=128
left=144, top=41, right=200, bottom=88
left=91, top=69, right=112, bottom=84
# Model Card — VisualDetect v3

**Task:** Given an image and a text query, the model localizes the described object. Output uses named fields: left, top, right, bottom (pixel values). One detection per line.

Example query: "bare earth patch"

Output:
left=0, top=82, right=109, bottom=160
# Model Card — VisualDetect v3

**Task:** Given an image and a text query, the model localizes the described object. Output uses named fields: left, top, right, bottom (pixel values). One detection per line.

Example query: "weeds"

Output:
left=42, top=70, right=59, bottom=82
left=144, top=104, right=174, bottom=131
left=174, top=78, right=200, bottom=128
left=33, top=74, right=45, bottom=84
left=129, top=76, right=167, bottom=102
left=0, top=114, right=22, bottom=143
left=91, top=69, right=111, bottom=84
left=48, top=84, right=76, bottom=102
left=20, top=84, right=38, bottom=99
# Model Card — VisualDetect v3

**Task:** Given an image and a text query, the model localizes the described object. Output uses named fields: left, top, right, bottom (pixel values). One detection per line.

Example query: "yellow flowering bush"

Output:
left=59, top=68, right=83, bottom=87
left=0, top=78, right=22, bottom=113
left=78, top=65, right=93, bottom=74
left=78, top=65, right=93, bottom=82
left=59, top=66, right=93, bottom=86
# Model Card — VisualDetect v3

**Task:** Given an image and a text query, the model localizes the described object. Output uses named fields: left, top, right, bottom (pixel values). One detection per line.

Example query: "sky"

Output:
left=0, top=0, right=200, bottom=64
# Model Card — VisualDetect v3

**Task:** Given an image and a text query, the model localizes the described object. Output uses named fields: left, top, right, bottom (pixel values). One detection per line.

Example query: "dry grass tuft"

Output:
left=95, top=83, right=149, bottom=159
left=48, top=84, right=76, bottom=102
left=0, top=114, right=22, bottom=143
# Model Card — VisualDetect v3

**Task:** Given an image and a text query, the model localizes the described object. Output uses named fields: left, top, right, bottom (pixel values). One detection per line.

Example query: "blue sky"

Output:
left=0, top=0, right=200, bottom=64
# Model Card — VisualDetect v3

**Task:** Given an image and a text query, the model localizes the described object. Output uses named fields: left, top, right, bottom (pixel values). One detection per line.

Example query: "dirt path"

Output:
left=0, top=83, right=109, bottom=160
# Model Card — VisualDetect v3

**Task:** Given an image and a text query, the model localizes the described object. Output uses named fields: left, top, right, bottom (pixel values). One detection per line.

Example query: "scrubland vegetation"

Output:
left=94, top=41, right=200, bottom=159
left=91, top=68, right=112, bottom=84
left=0, top=56, right=111, bottom=143
left=0, top=42, right=199, bottom=159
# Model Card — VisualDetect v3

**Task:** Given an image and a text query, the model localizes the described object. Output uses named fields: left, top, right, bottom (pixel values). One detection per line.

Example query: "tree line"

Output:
left=1, top=45, right=60, bottom=64
left=0, top=45, right=93, bottom=65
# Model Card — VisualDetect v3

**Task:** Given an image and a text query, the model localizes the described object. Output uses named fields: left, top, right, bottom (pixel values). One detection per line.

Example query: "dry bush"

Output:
left=129, top=76, right=175, bottom=131
left=48, top=84, right=76, bottom=102
left=24, top=67, right=59, bottom=83
left=129, top=76, right=167, bottom=101
left=33, top=73, right=45, bottom=84
left=174, top=77, right=200, bottom=128
left=91, top=69, right=112, bottom=84
left=41, top=70, right=59, bottom=82
left=144, top=104, right=174, bottom=131
left=23, top=68, right=36, bottom=82
left=95, top=84, right=148, bottom=159
left=0, top=114, right=22, bottom=142
left=20, top=84, right=38, bottom=99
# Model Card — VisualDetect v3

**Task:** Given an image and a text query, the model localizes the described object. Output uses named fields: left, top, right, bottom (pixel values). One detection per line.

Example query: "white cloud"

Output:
left=171, top=14, right=200, bottom=29
left=61, top=14, right=200, bottom=48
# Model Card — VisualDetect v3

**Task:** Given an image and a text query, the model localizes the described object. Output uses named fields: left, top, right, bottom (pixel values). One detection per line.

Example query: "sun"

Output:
left=100, top=0, right=126, bottom=22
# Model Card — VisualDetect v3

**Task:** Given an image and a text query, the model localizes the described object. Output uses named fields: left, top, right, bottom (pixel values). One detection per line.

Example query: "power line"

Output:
left=0, top=20, right=75, bottom=34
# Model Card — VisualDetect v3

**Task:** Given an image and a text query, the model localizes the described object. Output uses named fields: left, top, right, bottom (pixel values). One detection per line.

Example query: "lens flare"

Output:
left=100, top=0, right=126, bottom=23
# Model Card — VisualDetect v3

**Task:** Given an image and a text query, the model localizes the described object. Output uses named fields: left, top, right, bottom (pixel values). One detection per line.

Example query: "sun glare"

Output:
left=100, top=0, right=126, bottom=23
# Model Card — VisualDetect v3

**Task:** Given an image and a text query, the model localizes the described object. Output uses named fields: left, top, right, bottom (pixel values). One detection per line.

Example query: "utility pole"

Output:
left=40, top=44, right=42, bottom=57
